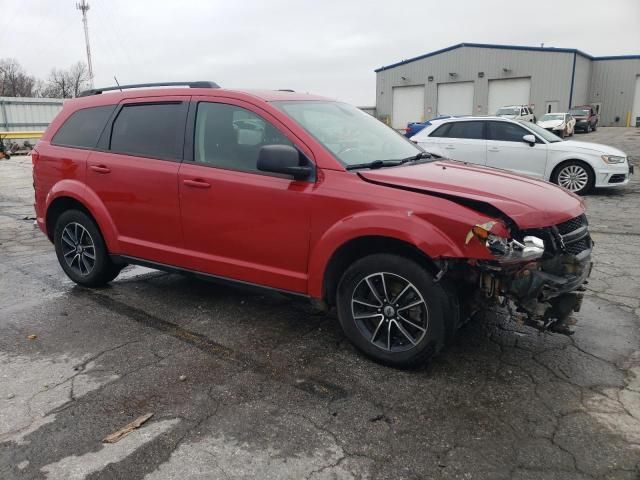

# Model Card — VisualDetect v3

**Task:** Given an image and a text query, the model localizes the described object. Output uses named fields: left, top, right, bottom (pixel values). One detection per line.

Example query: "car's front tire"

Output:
left=54, top=209, right=122, bottom=287
left=336, top=254, right=449, bottom=368
left=552, top=161, right=594, bottom=195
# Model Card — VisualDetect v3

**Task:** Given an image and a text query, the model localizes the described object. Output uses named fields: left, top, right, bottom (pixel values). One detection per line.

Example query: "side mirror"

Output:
left=257, top=144, right=314, bottom=181
left=522, top=134, right=536, bottom=146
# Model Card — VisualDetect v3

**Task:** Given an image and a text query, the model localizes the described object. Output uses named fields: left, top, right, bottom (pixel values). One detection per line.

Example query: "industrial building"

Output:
left=375, top=43, right=640, bottom=129
left=0, top=97, right=63, bottom=132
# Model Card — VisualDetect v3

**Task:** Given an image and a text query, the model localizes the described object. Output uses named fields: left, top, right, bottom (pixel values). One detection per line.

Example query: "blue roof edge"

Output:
left=374, top=42, right=639, bottom=72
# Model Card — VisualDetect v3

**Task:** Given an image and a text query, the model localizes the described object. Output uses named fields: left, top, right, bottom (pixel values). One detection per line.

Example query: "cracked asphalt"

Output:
left=1, top=127, right=639, bottom=479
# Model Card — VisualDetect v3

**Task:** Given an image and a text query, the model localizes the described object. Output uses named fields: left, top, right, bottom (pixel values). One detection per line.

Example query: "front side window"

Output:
left=110, top=103, right=185, bottom=160
left=273, top=101, right=421, bottom=166
left=194, top=102, right=292, bottom=172
left=52, top=105, right=115, bottom=149
left=428, top=123, right=451, bottom=138
left=487, top=121, right=529, bottom=142
left=444, top=121, right=485, bottom=140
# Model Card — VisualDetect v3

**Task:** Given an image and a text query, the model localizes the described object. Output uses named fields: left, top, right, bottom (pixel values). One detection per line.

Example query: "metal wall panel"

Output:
left=0, top=97, right=63, bottom=131
left=376, top=46, right=574, bottom=124
left=571, top=54, right=592, bottom=107
left=589, top=59, right=640, bottom=126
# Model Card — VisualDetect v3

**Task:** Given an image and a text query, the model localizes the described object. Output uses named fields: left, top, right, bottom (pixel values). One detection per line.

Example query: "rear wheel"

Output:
left=54, top=210, right=122, bottom=287
left=336, top=254, right=449, bottom=368
left=552, top=161, right=594, bottom=195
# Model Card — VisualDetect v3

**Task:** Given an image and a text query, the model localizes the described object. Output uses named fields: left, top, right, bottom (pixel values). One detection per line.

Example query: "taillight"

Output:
left=31, top=148, right=39, bottom=165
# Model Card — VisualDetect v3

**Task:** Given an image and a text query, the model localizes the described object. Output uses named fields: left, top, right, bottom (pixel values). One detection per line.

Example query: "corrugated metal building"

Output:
left=375, top=43, right=640, bottom=128
left=0, top=97, right=64, bottom=132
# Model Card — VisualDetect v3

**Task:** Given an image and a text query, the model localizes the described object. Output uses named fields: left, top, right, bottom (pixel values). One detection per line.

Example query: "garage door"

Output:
left=436, top=82, right=474, bottom=116
left=632, top=75, right=640, bottom=127
left=488, top=77, right=531, bottom=115
left=392, top=85, right=425, bottom=129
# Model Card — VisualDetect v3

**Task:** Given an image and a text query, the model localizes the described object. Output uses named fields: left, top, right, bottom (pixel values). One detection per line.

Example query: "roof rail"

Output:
left=277, top=89, right=295, bottom=92
left=78, top=81, right=220, bottom=97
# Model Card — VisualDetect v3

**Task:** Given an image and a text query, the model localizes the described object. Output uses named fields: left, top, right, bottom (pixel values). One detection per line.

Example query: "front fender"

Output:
left=307, top=210, right=463, bottom=299
left=45, top=180, right=120, bottom=251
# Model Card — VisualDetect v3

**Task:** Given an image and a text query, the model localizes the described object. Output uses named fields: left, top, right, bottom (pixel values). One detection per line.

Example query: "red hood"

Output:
left=359, top=160, right=585, bottom=228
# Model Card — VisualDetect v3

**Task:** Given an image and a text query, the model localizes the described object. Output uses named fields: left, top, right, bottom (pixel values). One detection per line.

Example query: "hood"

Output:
left=537, top=120, right=563, bottom=129
left=548, top=139, right=626, bottom=156
left=359, top=160, right=584, bottom=229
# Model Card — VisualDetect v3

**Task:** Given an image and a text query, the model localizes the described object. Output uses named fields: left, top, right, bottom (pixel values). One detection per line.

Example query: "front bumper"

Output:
left=594, top=162, right=634, bottom=188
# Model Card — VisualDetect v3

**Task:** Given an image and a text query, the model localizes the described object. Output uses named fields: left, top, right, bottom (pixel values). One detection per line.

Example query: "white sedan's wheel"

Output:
left=554, top=162, right=593, bottom=195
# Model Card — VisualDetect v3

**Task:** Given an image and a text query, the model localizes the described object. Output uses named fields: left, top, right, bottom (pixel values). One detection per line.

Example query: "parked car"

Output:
left=496, top=105, right=535, bottom=122
left=537, top=112, right=576, bottom=138
left=411, top=116, right=632, bottom=195
left=569, top=105, right=598, bottom=132
left=404, top=115, right=456, bottom=138
left=34, top=81, right=594, bottom=367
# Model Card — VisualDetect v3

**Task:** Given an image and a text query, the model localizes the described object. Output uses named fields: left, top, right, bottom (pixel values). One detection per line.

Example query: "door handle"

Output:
left=488, top=148, right=500, bottom=152
left=444, top=145, right=455, bottom=150
left=90, top=165, right=111, bottom=174
left=183, top=179, right=211, bottom=189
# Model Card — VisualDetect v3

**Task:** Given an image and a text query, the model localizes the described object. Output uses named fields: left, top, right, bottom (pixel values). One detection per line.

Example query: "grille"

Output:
left=609, top=174, right=626, bottom=184
left=564, top=237, right=591, bottom=255
left=556, top=215, right=587, bottom=235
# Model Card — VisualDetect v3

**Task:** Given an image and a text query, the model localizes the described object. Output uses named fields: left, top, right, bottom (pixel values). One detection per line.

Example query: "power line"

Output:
left=76, top=0, right=94, bottom=87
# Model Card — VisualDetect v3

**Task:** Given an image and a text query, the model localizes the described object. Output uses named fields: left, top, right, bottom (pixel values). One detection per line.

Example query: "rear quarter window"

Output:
left=51, top=105, right=116, bottom=149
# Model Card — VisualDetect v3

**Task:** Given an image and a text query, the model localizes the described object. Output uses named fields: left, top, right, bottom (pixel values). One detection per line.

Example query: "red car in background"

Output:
left=32, top=81, right=593, bottom=367
left=569, top=105, right=599, bottom=132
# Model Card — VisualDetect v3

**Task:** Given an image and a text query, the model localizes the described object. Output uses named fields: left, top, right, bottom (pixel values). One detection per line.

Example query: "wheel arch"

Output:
left=320, top=235, right=440, bottom=307
left=45, top=184, right=119, bottom=250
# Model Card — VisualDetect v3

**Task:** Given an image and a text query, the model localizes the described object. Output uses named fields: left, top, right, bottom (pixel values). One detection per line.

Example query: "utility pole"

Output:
left=76, top=0, right=94, bottom=87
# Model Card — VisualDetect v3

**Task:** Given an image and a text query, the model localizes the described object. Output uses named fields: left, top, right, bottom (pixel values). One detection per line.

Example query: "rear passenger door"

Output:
left=485, top=121, right=548, bottom=178
left=87, top=97, right=189, bottom=263
left=437, top=121, right=487, bottom=165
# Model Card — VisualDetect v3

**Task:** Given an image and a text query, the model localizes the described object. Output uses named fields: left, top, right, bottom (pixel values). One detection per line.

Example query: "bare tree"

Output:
left=0, top=58, right=37, bottom=97
left=43, top=62, right=90, bottom=98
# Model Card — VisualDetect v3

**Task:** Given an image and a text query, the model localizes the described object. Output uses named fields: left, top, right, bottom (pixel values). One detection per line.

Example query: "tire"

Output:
left=592, top=123, right=597, bottom=132
left=54, top=209, right=122, bottom=287
left=586, top=123, right=592, bottom=133
left=552, top=161, right=594, bottom=195
left=336, top=253, right=450, bottom=368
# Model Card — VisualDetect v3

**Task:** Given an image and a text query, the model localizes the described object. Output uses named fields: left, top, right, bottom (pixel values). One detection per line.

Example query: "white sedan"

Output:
left=537, top=113, right=576, bottom=138
left=411, top=116, right=632, bottom=194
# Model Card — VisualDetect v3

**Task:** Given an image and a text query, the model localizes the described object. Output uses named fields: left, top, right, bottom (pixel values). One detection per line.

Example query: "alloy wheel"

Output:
left=60, top=222, right=96, bottom=276
left=351, top=272, right=429, bottom=352
left=557, top=165, right=589, bottom=192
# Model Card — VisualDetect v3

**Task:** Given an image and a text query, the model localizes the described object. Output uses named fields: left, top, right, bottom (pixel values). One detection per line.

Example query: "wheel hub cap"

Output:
left=383, top=305, right=396, bottom=318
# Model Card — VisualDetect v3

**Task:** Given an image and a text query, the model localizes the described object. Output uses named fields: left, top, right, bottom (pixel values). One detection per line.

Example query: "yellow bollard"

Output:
left=626, top=111, right=631, bottom=128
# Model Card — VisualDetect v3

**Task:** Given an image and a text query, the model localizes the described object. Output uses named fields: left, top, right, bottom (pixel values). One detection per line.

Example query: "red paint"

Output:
left=33, top=87, right=586, bottom=301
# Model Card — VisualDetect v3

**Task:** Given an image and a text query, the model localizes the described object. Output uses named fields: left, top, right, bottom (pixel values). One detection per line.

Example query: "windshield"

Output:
left=518, top=120, right=562, bottom=143
left=569, top=109, right=590, bottom=116
left=541, top=114, right=565, bottom=121
left=496, top=107, right=519, bottom=116
left=273, top=101, right=421, bottom=166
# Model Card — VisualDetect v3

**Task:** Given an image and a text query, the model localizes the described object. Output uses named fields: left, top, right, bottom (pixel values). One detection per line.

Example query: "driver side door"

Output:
left=177, top=98, right=315, bottom=293
left=485, top=121, right=548, bottom=178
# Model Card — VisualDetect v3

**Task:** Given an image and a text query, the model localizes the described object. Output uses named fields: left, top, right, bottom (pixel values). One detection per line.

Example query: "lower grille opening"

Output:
left=609, top=174, right=626, bottom=184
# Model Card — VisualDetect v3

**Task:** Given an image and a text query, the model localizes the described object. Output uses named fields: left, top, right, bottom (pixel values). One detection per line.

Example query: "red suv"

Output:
left=32, top=81, right=593, bottom=367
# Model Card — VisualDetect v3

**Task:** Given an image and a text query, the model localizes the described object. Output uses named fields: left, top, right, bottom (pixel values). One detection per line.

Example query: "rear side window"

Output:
left=51, top=105, right=115, bottom=149
left=429, top=124, right=451, bottom=138
left=487, top=121, right=528, bottom=142
left=443, top=121, right=485, bottom=140
left=110, top=103, right=186, bottom=160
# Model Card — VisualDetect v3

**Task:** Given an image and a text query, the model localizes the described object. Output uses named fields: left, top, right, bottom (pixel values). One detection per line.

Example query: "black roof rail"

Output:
left=78, top=81, right=220, bottom=97
left=277, top=89, right=295, bottom=92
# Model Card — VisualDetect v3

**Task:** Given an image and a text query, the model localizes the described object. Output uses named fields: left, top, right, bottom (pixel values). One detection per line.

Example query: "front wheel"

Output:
left=336, top=254, right=450, bottom=368
left=552, top=161, right=594, bottom=195
left=54, top=209, right=122, bottom=287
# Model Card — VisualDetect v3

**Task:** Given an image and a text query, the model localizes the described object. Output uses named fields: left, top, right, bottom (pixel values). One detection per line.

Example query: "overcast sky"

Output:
left=1, top=0, right=639, bottom=105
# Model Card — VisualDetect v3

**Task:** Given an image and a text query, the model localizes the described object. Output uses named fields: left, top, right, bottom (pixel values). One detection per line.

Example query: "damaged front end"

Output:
left=459, top=214, right=593, bottom=335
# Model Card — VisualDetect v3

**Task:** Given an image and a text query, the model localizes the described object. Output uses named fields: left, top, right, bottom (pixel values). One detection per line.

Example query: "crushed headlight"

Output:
left=601, top=155, right=626, bottom=164
left=466, top=223, right=545, bottom=263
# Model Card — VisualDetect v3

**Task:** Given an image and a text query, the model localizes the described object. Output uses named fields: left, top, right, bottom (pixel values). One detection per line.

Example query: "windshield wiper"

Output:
left=345, top=152, right=432, bottom=171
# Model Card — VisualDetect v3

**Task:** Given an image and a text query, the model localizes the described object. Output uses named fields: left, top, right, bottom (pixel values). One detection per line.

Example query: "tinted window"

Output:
left=52, top=105, right=115, bottom=148
left=444, top=121, right=484, bottom=140
left=110, top=103, right=185, bottom=160
left=429, top=124, right=451, bottom=138
left=194, top=102, right=292, bottom=173
left=488, top=121, right=529, bottom=142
